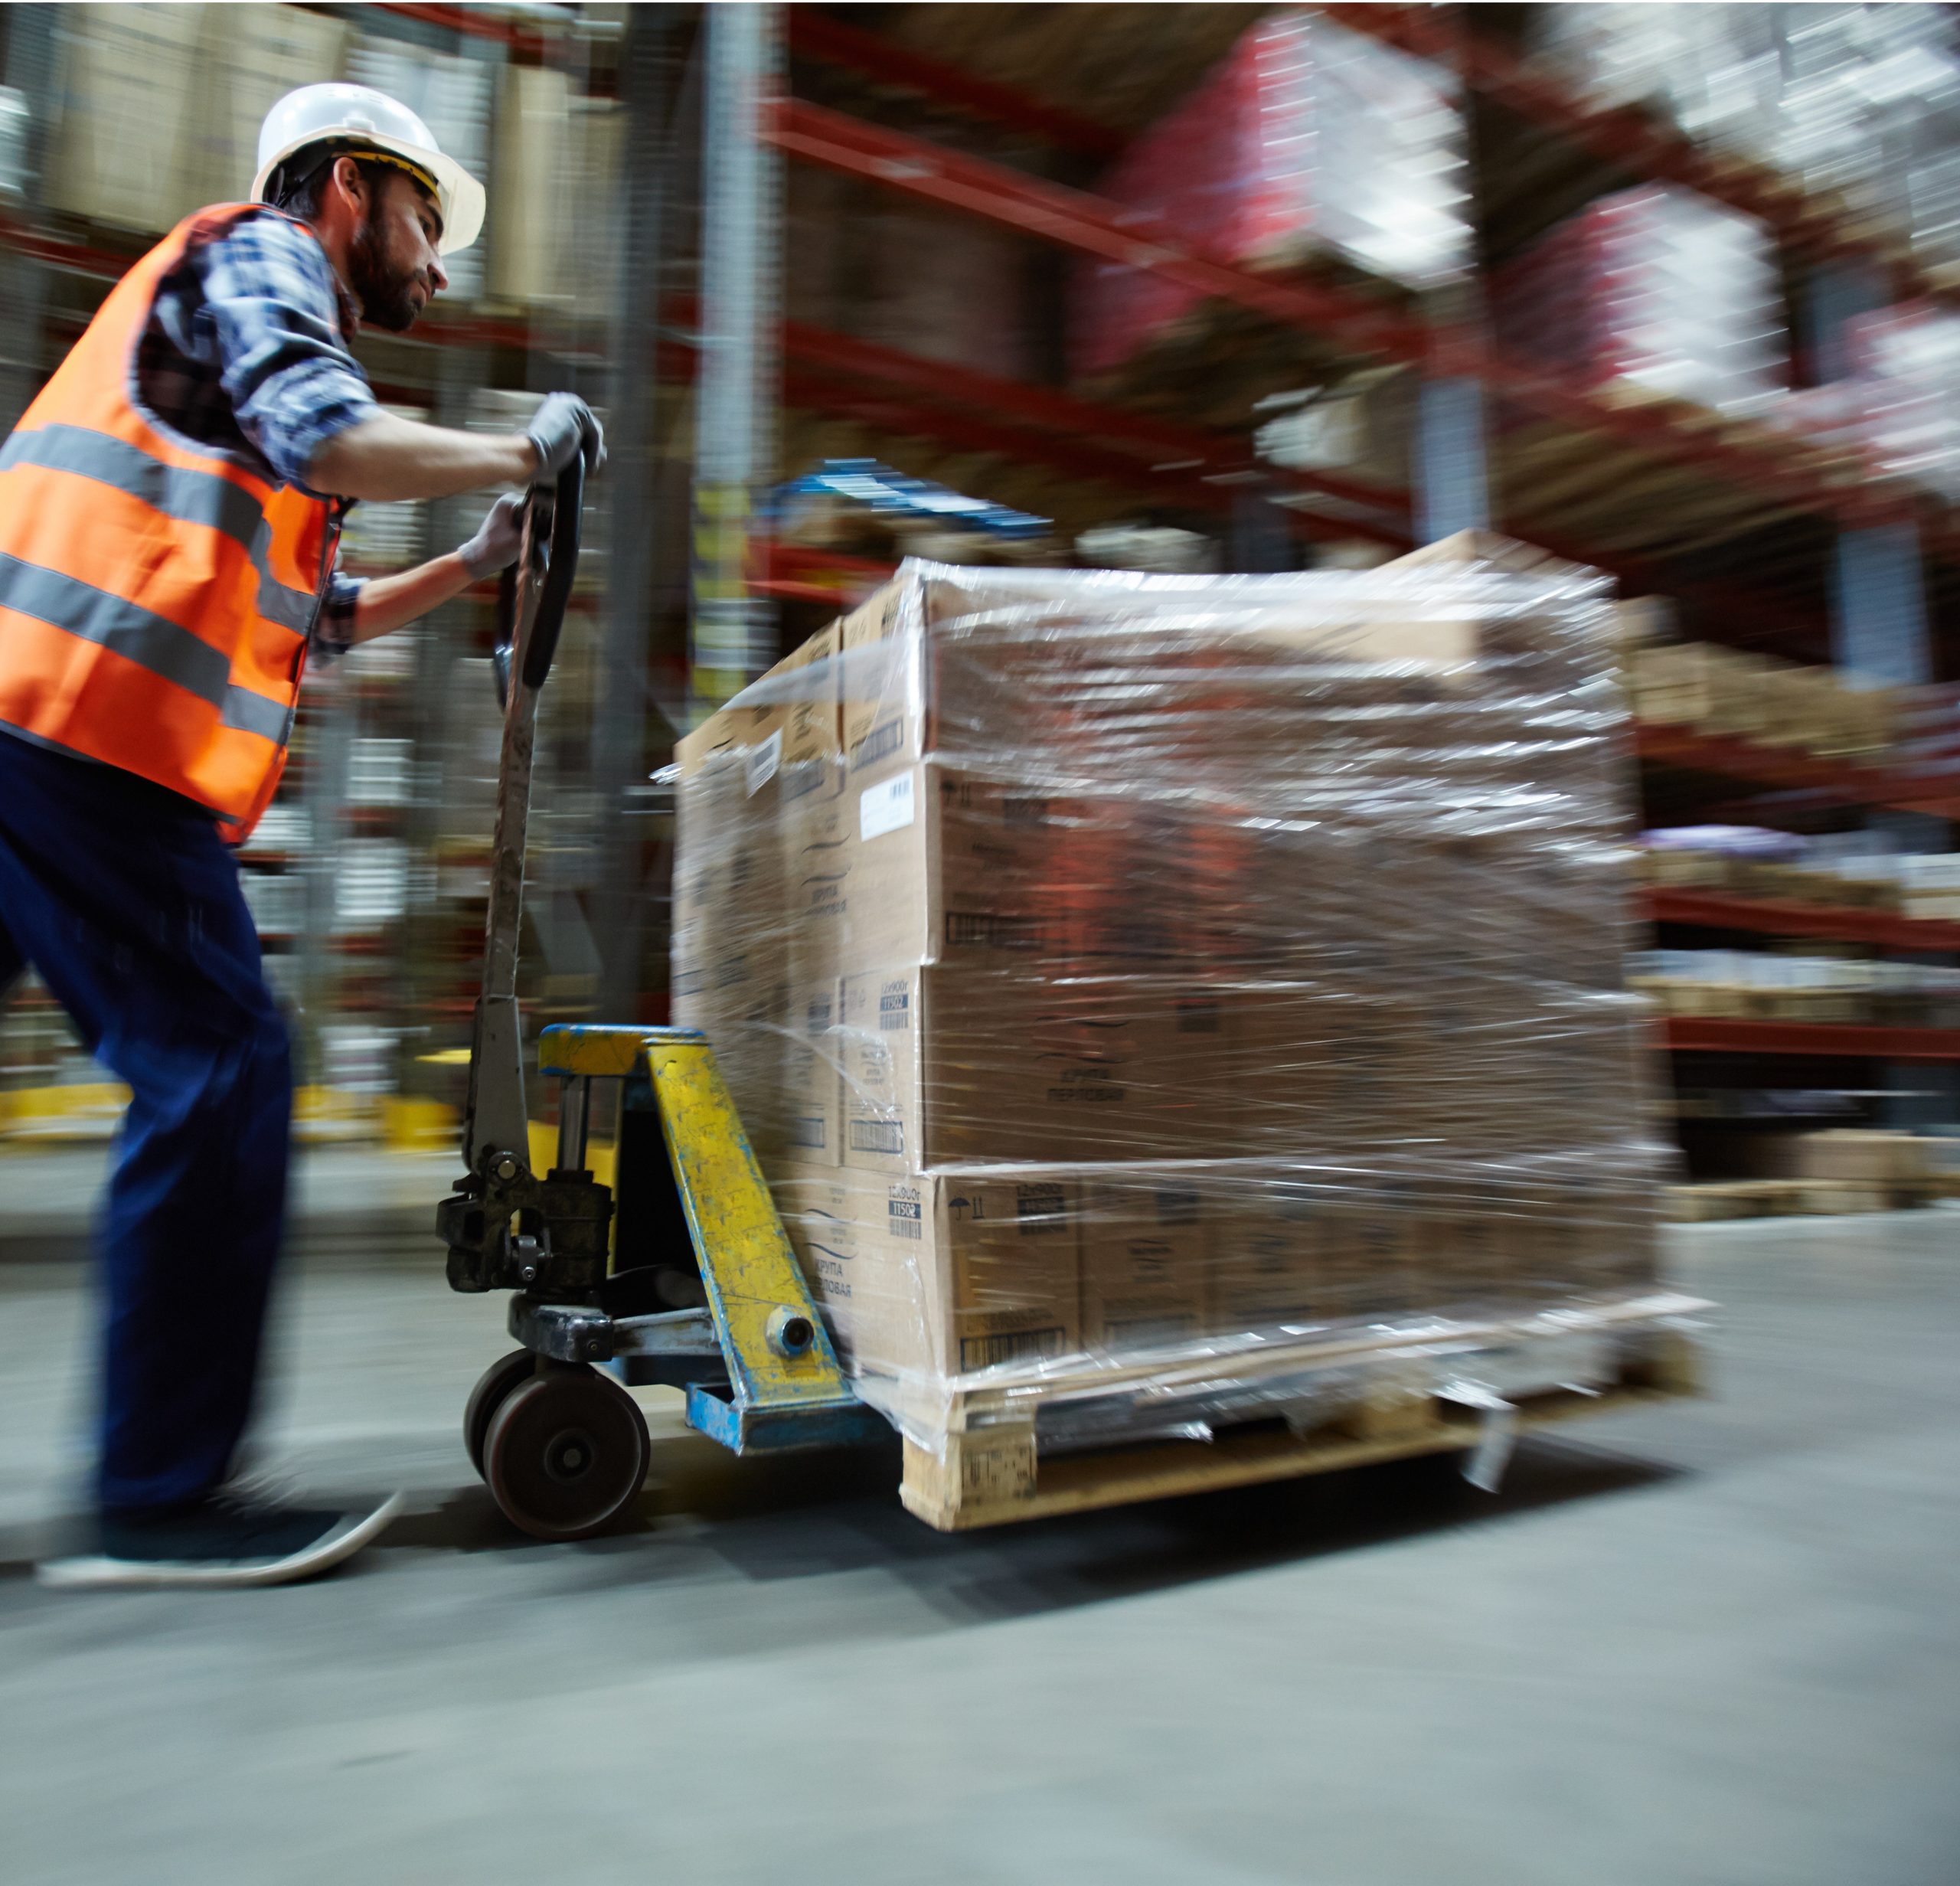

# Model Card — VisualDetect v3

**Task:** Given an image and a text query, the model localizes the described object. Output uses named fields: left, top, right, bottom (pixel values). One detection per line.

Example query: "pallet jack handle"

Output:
left=464, top=456, right=584, bottom=1177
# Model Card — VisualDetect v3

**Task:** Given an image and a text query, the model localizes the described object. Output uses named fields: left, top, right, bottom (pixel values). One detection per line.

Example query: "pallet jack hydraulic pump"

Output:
left=437, top=462, right=881, bottom=1541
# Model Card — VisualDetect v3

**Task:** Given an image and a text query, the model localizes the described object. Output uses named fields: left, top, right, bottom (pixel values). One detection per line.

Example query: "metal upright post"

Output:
left=1414, top=367, right=1491, bottom=543
left=690, top=1, right=783, bottom=723
left=0, top=5, right=57, bottom=432
left=593, top=5, right=674, bottom=1027
left=1811, top=264, right=1956, bottom=1128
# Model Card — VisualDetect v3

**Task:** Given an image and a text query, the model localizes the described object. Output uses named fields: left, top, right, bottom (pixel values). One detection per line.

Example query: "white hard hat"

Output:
left=253, top=83, right=485, bottom=254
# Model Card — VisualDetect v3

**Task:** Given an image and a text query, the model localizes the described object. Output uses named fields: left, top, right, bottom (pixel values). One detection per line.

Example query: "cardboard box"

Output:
left=838, top=580, right=913, bottom=769
left=1738, top=1129, right=1933, bottom=1185
left=773, top=1162, right=1081, bottom=1381
left=836, top=966, right=916, bottom=1172
left=1080, top=1173, right=1208, bottom=1348
left=675, top=624, right=840, bottom=781
left=781, top=980, right=842, bottom=1165
left=838, top=963, right=1238, bottom=1172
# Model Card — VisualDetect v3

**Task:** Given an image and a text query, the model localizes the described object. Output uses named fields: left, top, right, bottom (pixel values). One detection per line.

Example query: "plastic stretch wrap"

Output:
left=1769, top=305, right=1960, bottom=504
left=672, top=544, right=1677, bottom=1455
left=1071, top=12, right=1468, bottom=379
left=1534, top=5, right=1960, bottom=270
left=1491, top=185, right=1788, bottom=415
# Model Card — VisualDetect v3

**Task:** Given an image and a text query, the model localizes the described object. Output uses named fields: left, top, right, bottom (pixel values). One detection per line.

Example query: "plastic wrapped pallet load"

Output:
left=671, top=541, right=1701, bottom=1524
left=1072, top=10, right=1470, bottom=378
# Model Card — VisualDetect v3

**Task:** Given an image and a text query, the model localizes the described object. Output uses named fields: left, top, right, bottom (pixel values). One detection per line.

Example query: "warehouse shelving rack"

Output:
left=0, top=2, right=1953, bottom=1145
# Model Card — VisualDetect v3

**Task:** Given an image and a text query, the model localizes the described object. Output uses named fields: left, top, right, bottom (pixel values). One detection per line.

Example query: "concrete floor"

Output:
left=1, top=1198, right=1957, bottom=1885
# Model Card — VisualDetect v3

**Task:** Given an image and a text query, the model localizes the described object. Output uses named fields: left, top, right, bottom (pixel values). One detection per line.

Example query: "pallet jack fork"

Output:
left=436, top=463, right=880, bottom=1541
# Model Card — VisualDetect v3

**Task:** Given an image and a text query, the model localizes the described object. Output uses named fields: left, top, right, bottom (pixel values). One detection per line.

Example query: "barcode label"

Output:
left=887, top=1191, right=923, bottom=1237
left=960, top=1327, right=1064, bottom=1370
left=851, top=719, right=903, bottom=770
left=787, top=1115, right=827, bottom=1149
left=859, top=770, right=916, bottom=842
left=1016, top=1183, right=1067, bottom=1231
left=744, top=727, right=782, bottom=796
left=946, top=911, right=1043, bottom=950
left=851, top=1120, right=905, bottom=1155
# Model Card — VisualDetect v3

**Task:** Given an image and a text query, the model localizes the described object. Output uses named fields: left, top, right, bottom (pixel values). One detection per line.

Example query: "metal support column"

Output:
left=1414, top=372, right=1491, bottom=542
left=689, top=1, right=783, bottom=722
left=1831, top=521, right=1933, bottom=691
left=0, top=5, right=57, bottom=432
left=1814, top=263, right=1957, bottom=1129
left=593, top=6, right=673, bottom=1027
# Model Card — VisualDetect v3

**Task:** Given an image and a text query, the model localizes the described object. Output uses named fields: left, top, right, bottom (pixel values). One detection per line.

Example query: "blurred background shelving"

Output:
left=0, top=2, right=1953, bottom=1195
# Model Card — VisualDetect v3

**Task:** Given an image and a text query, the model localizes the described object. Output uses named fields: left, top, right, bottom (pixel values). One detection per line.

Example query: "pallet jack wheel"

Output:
left=482, top=1364, right=650, bottom=1541
left=464, top=1349, right=540, bottom=1480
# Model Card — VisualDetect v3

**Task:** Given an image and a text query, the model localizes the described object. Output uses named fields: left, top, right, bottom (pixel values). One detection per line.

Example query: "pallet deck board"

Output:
left=897, top=1325, right=1703, bottom=1531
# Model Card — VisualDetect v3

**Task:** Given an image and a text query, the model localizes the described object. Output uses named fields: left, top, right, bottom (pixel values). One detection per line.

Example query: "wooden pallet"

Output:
left=899, top=1323, right=1702, bottom=1531
left=1670, top=1178, right=1945, bottom=1221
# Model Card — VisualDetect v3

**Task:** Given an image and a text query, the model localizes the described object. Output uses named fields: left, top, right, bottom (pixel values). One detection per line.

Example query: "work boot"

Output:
left=37, top=1491, right=403, bottom=1590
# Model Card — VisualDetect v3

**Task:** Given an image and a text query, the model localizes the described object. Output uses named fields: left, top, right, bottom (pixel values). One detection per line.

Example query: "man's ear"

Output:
left=330, top=154, right=368, bottom=215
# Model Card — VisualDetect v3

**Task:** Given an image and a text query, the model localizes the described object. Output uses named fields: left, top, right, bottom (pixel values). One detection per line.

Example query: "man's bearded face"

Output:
left=348, top=172, right=443, bottom=334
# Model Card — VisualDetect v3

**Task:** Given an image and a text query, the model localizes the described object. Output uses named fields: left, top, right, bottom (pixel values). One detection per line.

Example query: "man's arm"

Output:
left=309, top=413, right=536, bottom=505
left=316, top=495, right=528, bottom=654
left=340, top=551, right=477, bottom=646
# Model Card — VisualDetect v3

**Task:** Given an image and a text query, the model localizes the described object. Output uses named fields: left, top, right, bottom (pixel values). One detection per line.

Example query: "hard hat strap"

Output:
left=334, top=146, right=443, bottom=201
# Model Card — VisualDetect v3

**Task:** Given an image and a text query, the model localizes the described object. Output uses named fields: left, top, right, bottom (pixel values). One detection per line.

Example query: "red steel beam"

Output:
left=1648, top=889, right=1960, bottom=953
left=787, top=12, right=1125, bottom=162
left=766, top=97, right=1925, bottom=539
left=1635, top=721, right=1960, bottom=819
left=375, top=3, right=554, bottom=61
left=1662, top=1018, right=1960, bottom=1060
left=782, top=319, right=1413, bottom=541
left=767, top=96, right=1426, bottom=362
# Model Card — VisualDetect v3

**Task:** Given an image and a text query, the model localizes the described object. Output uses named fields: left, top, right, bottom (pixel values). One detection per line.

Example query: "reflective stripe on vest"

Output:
left=0, top=423, right=318, bottom=632
left=0, top=203, right=337, bottom=835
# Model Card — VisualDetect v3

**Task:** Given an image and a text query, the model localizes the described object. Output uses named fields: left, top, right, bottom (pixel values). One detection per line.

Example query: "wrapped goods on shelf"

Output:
left=348, top=737, right=414, bottom=808
left=347, top=36, right=492, bottom=301
left=239, top=868, right=308, bottom=939
left=488, top=64, right=573, bottom=307
left=1534, top=5, right=1960, bottom=267
left=1622, top=642, right=1896, bottom=760
left=857, top=204, right=1036, bottom=383
left=47, top=4, right=205, bottom=231
left=332, top=840, right=409, bottom=934
left=1072, top=12, right=1468, bottom=378
left=179, top=5, right=350, bottom=211
left=672, top=547, right=1679, bottom=1456
left=1764, top=307, right=1960, bottom=502
left=1491, top=186, right=1788, bottom=414
left=564, top=98, right=623, bottom=319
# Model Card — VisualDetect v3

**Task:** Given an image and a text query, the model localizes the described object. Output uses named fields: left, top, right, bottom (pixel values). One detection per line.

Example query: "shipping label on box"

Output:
left=840, top=763, right=1076, bottom=966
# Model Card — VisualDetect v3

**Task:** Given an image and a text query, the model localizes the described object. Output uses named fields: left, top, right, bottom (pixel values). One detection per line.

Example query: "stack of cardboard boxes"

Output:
left=673, top=545, right=1667, bottom=1430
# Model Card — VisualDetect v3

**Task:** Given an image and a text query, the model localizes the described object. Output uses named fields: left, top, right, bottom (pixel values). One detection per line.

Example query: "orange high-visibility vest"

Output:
left=0, top=204, right=341, bottom=838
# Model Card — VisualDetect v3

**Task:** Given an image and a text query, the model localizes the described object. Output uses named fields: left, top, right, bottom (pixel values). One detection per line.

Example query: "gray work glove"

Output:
left=525, top=391, right=606, bottom=483
left=457, top=492, right=527, bottom=580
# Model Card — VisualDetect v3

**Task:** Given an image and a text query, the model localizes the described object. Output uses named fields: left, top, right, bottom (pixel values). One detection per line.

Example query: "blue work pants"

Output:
left=0, top=731, right=292, bottom=1514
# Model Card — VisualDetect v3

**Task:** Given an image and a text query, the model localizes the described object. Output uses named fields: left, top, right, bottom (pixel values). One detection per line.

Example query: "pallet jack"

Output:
left=436, top=466, right=884, bottom=1540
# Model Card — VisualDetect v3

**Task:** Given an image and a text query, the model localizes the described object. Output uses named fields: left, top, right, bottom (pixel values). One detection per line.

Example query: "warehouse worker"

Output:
left=0, top=84, right=604, bottom=1590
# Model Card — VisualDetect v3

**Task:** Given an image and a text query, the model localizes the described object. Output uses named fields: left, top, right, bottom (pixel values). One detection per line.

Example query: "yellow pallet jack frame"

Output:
left=436, top=467, right=880, bottom=1541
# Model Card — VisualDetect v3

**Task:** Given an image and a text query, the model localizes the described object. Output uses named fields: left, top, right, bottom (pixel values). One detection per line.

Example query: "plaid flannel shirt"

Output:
left=139, top=207, right=377, bottom=659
